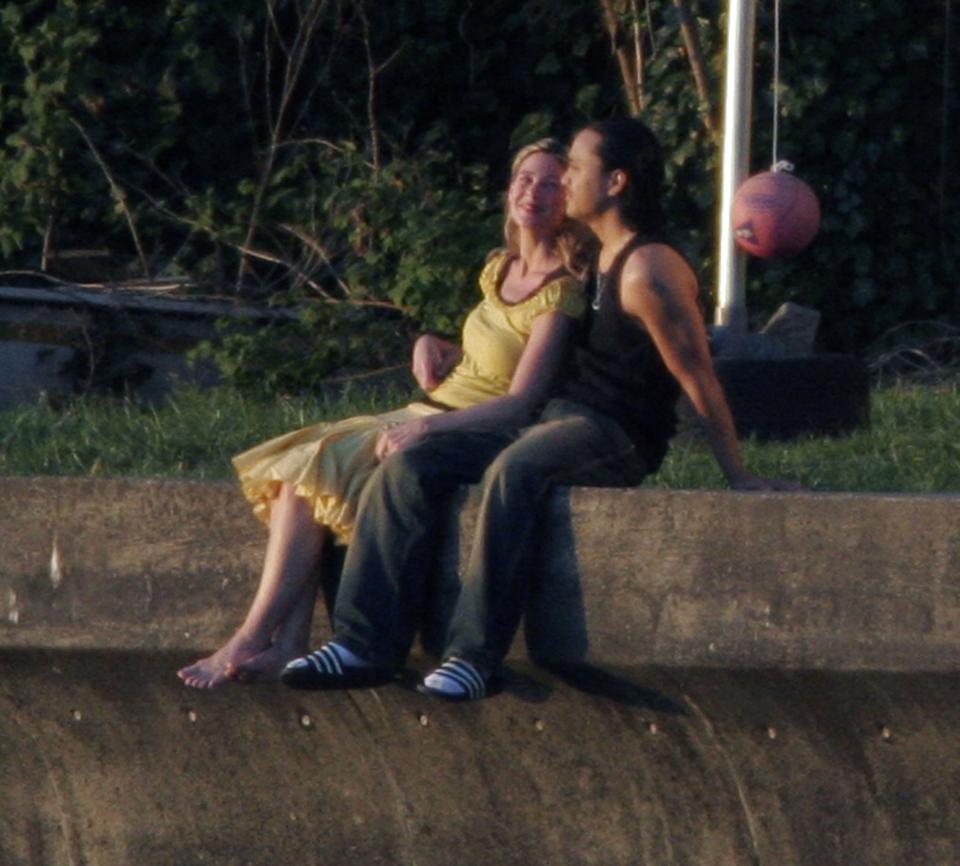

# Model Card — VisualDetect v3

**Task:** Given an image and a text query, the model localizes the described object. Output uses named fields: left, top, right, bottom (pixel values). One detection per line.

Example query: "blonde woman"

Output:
left=178, top=139, right=592, bottom=688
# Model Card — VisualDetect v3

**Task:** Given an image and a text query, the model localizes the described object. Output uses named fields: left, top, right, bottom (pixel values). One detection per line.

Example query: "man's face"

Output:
left=562, top=129, right=611, bottom=223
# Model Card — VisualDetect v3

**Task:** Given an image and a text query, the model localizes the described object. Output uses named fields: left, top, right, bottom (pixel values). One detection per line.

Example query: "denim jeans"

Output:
left=331, top=398, right=651, bottom=673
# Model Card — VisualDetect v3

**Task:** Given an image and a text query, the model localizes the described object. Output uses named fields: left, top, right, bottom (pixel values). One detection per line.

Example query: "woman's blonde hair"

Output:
left=501, top=137, right=595, bottom=279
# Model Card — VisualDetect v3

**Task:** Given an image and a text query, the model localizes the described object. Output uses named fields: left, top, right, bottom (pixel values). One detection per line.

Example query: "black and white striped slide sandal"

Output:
left=417, top=658, right=488, bottom=702
left=280, top=642, right=392, bottom=691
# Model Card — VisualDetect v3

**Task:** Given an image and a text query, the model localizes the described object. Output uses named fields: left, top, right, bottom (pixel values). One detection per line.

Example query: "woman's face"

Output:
left=507, top=151, right=566, bottom=234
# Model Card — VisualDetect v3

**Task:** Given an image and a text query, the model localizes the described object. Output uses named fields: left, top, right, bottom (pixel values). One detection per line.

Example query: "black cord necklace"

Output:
left=592, top=233, right=646, bottom=312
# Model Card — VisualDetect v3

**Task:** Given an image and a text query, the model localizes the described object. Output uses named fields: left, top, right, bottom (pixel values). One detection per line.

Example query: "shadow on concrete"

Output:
left=524, top=493, right=590, bottom=664
left=539, top=661, right=687, bottom=714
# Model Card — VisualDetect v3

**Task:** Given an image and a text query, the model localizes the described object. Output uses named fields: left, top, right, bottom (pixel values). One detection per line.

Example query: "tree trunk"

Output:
left=599, top=0, right=642, bottom=116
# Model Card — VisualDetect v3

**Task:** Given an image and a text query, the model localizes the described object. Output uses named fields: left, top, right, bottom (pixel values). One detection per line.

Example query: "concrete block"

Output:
left=0, top=477, right=957, bottom=673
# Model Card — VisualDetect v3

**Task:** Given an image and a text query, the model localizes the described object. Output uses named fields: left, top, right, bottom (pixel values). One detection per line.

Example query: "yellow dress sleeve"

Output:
left=508, top=273, right=586, bottom=332
left=427, top=258, right=586, bottom=410
left=477, top=252, right=511, bottom=300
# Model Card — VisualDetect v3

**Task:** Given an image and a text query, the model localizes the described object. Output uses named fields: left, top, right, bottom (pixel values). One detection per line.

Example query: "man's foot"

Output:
left=177, top=636, right=265, bottom=689
left=279, top=641, right=393, bottom=691
left=417, top=658, right=488, bottom=702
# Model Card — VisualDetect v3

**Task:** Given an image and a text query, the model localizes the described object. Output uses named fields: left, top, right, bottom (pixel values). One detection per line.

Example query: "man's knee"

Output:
left=482, top=444, right=546, bottom=496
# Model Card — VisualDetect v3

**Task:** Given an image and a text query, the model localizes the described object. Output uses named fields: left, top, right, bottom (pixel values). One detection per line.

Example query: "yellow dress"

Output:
left=232, top=252, right=585, bottom=542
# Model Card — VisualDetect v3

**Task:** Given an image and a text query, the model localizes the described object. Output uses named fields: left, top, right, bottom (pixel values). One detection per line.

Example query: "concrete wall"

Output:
left=0, top=286, right=276, bottom=407
left=1, top=478, right=958, bottom=866
left=2, top=477, right=958, bottom=672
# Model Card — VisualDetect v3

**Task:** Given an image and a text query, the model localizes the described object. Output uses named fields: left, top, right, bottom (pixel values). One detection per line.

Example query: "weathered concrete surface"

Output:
left=0, top=284, right=280, bottom=407
left=1, top=478, right=959, bottom=866
left=1, top=477, right=958, bottom=671
left=2, top=651, right=959, bottom=866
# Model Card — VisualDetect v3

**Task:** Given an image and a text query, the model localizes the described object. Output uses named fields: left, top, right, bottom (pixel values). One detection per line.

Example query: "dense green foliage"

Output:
left=744, top=0, right=960, bottom=349
left=0, top=0, right=956, bottom=390
left=610, top=0, right=960, bottom=350
left=2, top=383, right=958, bottom=492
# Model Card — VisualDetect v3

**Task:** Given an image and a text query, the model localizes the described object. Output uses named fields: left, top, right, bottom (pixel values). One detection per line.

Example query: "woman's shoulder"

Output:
left=533, top=271, right=587, bottom=318
left=479, top=248, right=586, bottom=318
left=492, top=268, right=584, bottom=322
left=478, top=249, right=512, bottom=296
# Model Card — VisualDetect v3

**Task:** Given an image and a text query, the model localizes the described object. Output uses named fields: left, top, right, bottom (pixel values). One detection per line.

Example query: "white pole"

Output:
left=714, top=0, right=756, bottom=347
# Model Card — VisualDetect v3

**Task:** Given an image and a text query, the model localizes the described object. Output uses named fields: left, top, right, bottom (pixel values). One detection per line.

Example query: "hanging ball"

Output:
left=732, top=169, right=821, bottom=258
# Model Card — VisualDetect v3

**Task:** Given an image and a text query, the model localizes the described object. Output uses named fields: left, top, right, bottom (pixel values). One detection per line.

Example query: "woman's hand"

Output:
left=412, top=334, right=461, bottom=392
left=375, top=417, right=433, bottom=461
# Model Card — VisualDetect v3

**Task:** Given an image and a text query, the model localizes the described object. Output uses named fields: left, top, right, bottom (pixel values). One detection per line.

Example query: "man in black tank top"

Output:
left=280, top=119, right=799, bottom=700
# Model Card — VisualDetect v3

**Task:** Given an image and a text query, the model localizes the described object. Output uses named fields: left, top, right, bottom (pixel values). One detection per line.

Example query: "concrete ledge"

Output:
left=2, top=477, right=960, bottom=866
left=3, top=649, right=959, bottom=866
left=1, top=477, right=957, bottom=672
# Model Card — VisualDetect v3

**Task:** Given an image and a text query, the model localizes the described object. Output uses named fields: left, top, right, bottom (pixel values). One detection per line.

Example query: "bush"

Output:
left=0, top=0, right=955, bottom=365
left=191, top=146, right=501, bottom=394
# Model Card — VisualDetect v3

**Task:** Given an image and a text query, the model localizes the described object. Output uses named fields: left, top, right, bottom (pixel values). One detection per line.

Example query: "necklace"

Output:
left=592, top=233, right=639, bottom=311
left=592, top=270, right=608, bottom=311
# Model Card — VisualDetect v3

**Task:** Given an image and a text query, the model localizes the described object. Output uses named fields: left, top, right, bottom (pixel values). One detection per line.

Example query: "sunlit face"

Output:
left=507, top=151, right=566, bottom=233
left=562, top=129, right=611, bottom=223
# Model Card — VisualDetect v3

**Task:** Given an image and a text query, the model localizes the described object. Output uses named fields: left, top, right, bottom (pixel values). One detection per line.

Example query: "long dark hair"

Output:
left=585, top=118, right=665, bottom=235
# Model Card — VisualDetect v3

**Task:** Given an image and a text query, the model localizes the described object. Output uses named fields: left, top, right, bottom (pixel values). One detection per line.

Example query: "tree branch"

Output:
left=68, top=116, right=152, bottom=278
left=355, top=0, right=404, bottom=172
left=279, top=223, right=354, bottom=298
left=237, top=0, right=330, bottom=290
left=631, top=0, right=647, bottom=112
left=672, top=0, right=718, bottom=138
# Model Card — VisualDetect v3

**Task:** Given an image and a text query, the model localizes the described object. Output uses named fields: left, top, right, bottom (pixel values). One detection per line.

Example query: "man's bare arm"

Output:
left=619, top=245, right=800, bottom=491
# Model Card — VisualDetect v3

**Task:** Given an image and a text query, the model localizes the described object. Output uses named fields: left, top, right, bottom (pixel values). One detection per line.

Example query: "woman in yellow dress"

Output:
left=177, top=139, right=591, bottom=688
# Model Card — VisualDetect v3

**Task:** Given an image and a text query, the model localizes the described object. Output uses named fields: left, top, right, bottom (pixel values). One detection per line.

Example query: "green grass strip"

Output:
left=1, top=382, right=958, bottom=493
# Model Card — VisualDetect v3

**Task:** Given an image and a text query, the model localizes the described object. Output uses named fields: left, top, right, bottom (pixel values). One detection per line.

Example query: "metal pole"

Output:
left=714, top=0, right=756, bottom=349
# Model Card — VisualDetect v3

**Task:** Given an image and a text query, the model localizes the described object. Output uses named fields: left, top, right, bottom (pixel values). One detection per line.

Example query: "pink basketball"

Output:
left=732, top=170, right=821, bottom=258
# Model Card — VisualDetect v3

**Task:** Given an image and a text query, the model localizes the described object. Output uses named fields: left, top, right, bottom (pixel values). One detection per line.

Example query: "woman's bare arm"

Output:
left=375, top=312, right=574, bottom=460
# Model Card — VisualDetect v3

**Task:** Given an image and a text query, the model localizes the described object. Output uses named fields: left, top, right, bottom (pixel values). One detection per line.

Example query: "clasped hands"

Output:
left=373, top=333, right=460, bottom=460
left=374, top=416, right=433, bottom=461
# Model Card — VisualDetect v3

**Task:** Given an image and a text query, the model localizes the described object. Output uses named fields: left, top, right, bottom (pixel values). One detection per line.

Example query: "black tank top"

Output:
left=560, top=234, right=680, bottom=470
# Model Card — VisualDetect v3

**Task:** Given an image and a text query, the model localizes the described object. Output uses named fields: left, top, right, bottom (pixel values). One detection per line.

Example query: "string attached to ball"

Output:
left=732, top=0, right=821, bottom=259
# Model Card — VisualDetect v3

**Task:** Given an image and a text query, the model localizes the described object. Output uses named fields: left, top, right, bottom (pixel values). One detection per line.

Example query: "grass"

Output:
left=651, top=381, right=960, bottom=492
left=0, top=382, right=420, bottom=482
left=1, top=381, right=958, bottom=493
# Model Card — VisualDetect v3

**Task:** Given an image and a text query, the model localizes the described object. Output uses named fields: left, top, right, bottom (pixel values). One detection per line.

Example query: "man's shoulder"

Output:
left=621, top=242, right=697, bottom=297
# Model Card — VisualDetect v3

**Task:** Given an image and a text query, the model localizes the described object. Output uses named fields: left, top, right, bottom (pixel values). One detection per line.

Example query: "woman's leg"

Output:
left=281, top=431, right=513, bottom=689
left=228, top=563, right=322, bottom=682
left=177, top=482, right=327, bottom=688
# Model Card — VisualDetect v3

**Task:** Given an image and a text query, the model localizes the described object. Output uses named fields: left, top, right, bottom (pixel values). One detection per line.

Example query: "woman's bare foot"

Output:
left=228, top=643, right=305, bottom=683
left=177, top=635, right=265, bottom=689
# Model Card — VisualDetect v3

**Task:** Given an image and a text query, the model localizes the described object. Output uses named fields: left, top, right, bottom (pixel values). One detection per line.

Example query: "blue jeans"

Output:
left=331, top=399, right=651, bottom=674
